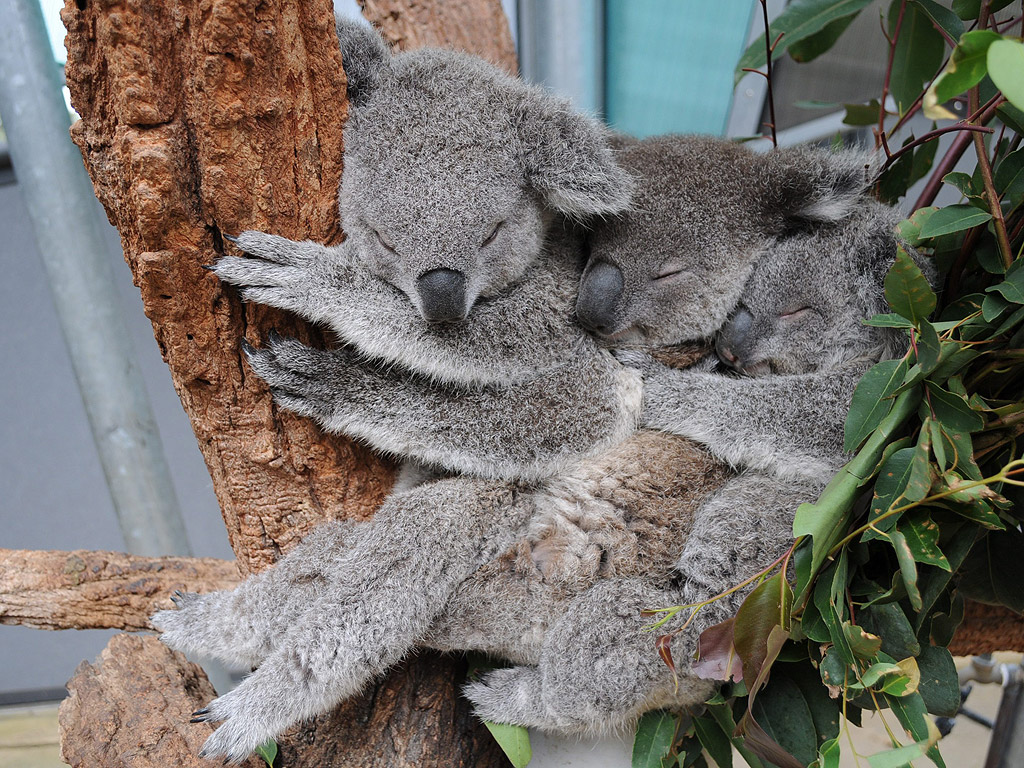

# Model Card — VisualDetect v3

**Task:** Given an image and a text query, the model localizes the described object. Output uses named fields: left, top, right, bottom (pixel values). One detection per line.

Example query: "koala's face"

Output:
left=716, top=204, right=900, bottom=376
left=577, top=137, right=771, bottom=346
left=335, top=22, right=632, bottom=324
left=577, top=138, right=879, bottom=347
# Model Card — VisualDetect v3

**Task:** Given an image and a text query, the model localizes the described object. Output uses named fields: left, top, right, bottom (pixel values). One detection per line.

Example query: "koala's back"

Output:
left=422, top=432, right=729, bottom=664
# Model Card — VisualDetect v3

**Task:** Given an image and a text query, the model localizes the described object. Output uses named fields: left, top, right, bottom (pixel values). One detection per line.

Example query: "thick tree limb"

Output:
left=0, top=548, right=239, bottom=631
left=59, top=634, right=263, bottom=768
left=360, top=0, right=517, bottom=74
left=57, top=0, right=514, bottom=765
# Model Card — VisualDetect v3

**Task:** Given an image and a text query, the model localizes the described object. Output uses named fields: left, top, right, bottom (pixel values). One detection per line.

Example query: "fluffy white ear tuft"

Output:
left=760, top=147, right=882, bottom=227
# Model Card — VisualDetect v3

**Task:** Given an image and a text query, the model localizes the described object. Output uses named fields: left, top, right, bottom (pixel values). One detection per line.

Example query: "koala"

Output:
left=610, top=192, right=918, bottom=625
left=331, top=16, right=631, bottom=326
left=577, top=135, right=879, bottom=346
left=152, top=20, right=723, bottom=762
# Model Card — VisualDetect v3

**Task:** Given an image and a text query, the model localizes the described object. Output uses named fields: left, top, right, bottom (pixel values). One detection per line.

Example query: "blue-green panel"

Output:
left=605, top=0, right=755, bottom=137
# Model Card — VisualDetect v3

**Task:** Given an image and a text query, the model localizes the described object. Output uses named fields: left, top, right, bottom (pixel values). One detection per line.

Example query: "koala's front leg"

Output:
left=153, top=520, right=367, bottom=669
left=677, top=473, right=822, bottom=628
left=246, top=335, right=639, bottom=482
left=639, top=363, right=860, bottom=481
left=464, top=579, right=715, bottom=733
left=191, top=475, right=529, bottom=761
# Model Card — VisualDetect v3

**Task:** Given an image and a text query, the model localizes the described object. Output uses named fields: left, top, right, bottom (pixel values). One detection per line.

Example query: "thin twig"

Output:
left=878, top=1, right=908, bottom=145
left=760, top=0, right=778, bottom=148
left=882, top=124, right=993, bottom=170
left=968, top=78, right=1013, bottom=267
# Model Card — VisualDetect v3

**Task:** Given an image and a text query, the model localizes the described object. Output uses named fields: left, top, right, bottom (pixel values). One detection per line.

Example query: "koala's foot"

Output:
left=152, top=591, right=270, bottom=670
left=464, top=666, right=576, bottom=730
left=190, top=680, right=288, bottom=764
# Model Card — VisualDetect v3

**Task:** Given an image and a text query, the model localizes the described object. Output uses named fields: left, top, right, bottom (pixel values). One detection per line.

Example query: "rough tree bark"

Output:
left=54, top=0, right=513, bottom=765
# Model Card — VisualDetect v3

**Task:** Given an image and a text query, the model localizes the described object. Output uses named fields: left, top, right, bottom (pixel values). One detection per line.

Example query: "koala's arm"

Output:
left=245, top=334, right=640, bottom=481
left=678, top=473, right=823, bottom=627
left=214, top=230, right=584, bottom=386
left=639, top=362, right=864, bottom=481
left=160, top=475, right=531, bottom=761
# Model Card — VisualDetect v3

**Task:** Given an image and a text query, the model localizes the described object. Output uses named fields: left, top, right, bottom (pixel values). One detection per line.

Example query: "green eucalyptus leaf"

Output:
left=989, top=38, right=1024, bottom=111
left=917, top=646, right=959, bottom=717
left=897, top=207, right=938, bottom=246
left=916, top=320, right=942, bottom=372
left=254, top=739, right=278, bottom=767
left=888, top=529, right=924, bottom=611
left=867, top=743, right=927, bottom=768
left=918, top=204, right=993, bottom=238
left=843, top=621, right=883, bottom=659
left=927, top=382, right=985, bottom=432
left=817, top=737, right=841, bottom=768
left=844, top=99, right=884, bottom=126
left=899, top=512, right=950, bottom=570
left=844, top=358, right=909, bottom=451
left=750, top=674, right=824, bottom=768
left=735, top=0, right=875, bottom=83
left=859, top=602, right=922, bottom=660
left=885, top=246, right=937, bottom=325
left=942, top=171, right=978, bottom=198
left=932, top=30, right=1001, bottom=104
left=909, top=0, right=965, bottom=41
left=886, top=691, right=946, bottom=767
left=997, top=103, right=1024, bottom=135
left=486, top=722, right=532, bottom=768
left=692, top=714, right=733, bottom=768
left=986, top=258, right=1024, bottom=304
left=789, top=12, right=861, bottom=62
left=959, top=528, right=1024, bottom=612
left=888, top=1, right=947, bottom=114
left=994, top=149, right=1024, bottom=205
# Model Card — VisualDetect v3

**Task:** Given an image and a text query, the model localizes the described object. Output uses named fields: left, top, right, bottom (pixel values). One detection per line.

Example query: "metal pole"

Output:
left=0, top=0, right=191, bottom=557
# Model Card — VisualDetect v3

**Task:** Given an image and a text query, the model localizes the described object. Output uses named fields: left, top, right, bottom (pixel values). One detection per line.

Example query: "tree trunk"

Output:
left=58, top=0, right=512, bottom=765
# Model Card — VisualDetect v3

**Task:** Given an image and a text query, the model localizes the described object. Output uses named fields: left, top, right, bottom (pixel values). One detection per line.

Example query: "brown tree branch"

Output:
left=360, top=0, right=517, bottom=74
left=57, top=0, right=515, bottom=765
left=0, top=548, right=239, bottom=631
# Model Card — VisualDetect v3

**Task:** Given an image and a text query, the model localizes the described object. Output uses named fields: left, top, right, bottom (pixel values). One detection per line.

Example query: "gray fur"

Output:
left=627, top=199, right=921, bottom=622
left=334, top=18, right=631, bottom=323
left=577, top=136, right=878, bottom=345
left=152, top=22, right=718, bottom=762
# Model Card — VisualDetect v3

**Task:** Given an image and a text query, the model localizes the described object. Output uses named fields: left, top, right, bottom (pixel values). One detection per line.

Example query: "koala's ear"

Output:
left=335, top=16, right=391, bottom=107
left=515, top=90, right=633, bottom=218
left=759, top=148, right=881, bottom=227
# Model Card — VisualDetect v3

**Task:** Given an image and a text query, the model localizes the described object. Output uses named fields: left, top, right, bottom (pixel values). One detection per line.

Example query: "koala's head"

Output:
left=576, top=137, right=879, bottom=346
left=335, top=18, right=632, bottom=324
left=716, top=201, right=912, bottom=375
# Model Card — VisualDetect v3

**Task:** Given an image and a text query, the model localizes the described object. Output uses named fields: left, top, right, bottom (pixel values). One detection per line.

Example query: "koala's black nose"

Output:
left=576, top=261, right=624, bottom=335
left=717, top=307, right=753, bottom=367
left=417, top=268, right=467, bottom=323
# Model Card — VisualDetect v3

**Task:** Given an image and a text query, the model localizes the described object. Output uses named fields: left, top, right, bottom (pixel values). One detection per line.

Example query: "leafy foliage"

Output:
left=635, top=1, right=1024, bottom=766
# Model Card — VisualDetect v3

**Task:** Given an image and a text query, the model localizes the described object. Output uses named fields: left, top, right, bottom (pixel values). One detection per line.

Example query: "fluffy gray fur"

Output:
left=576, top=136, right=879, bottom=346
left=621, top=197, right=922, bottom=624
left=153, top=21, right=718, bottom=762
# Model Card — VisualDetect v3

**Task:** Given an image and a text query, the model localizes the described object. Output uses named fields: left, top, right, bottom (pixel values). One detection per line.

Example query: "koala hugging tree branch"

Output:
left=48, top=0, right=514, bottom=766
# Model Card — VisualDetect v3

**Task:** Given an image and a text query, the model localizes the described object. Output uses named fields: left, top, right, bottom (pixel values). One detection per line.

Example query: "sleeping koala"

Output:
left=154, top=21, right=897, bottom=758
left=606, top=191, right=918, bottom=624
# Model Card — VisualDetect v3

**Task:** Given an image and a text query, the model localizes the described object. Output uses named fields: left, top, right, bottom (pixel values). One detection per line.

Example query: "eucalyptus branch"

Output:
left=760, top=0, right=778, bottom=147
left=968, top=86, right=1013, bottom=268
left=882, top=124, right=994, bottom=170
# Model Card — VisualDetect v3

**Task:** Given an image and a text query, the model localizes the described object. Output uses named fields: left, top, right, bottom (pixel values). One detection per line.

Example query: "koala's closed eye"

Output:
left=481, top=221, right=505, bottom=247
left=374, top=229, right=398, bottom=254
left=780, top=306, right=813, bottom=319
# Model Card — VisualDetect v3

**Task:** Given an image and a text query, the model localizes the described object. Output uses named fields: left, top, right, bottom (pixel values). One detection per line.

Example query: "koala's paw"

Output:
left=214, top=231, right=326, bottom=315
left=151, top=591, right=265, bottom=670
left=464, top=667, right=551, bottom=729
left=191, top=689, right=274, bottom=764
left=243, top=335, right=352, bottom=422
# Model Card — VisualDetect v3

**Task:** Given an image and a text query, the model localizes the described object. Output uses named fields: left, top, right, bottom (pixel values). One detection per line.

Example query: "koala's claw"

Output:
left=190, top=707, right=211, bottom=723
left=222, top=232, right=239, bottom=244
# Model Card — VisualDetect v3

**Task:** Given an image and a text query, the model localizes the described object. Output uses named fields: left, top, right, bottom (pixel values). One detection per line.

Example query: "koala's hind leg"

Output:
left=677, top=473, right=821, bottom=628
left=152, top=520, right=367, bottom=669
left=191, top=475, right=529, bottom=761
left=463, top=578, right=715, bottom=733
